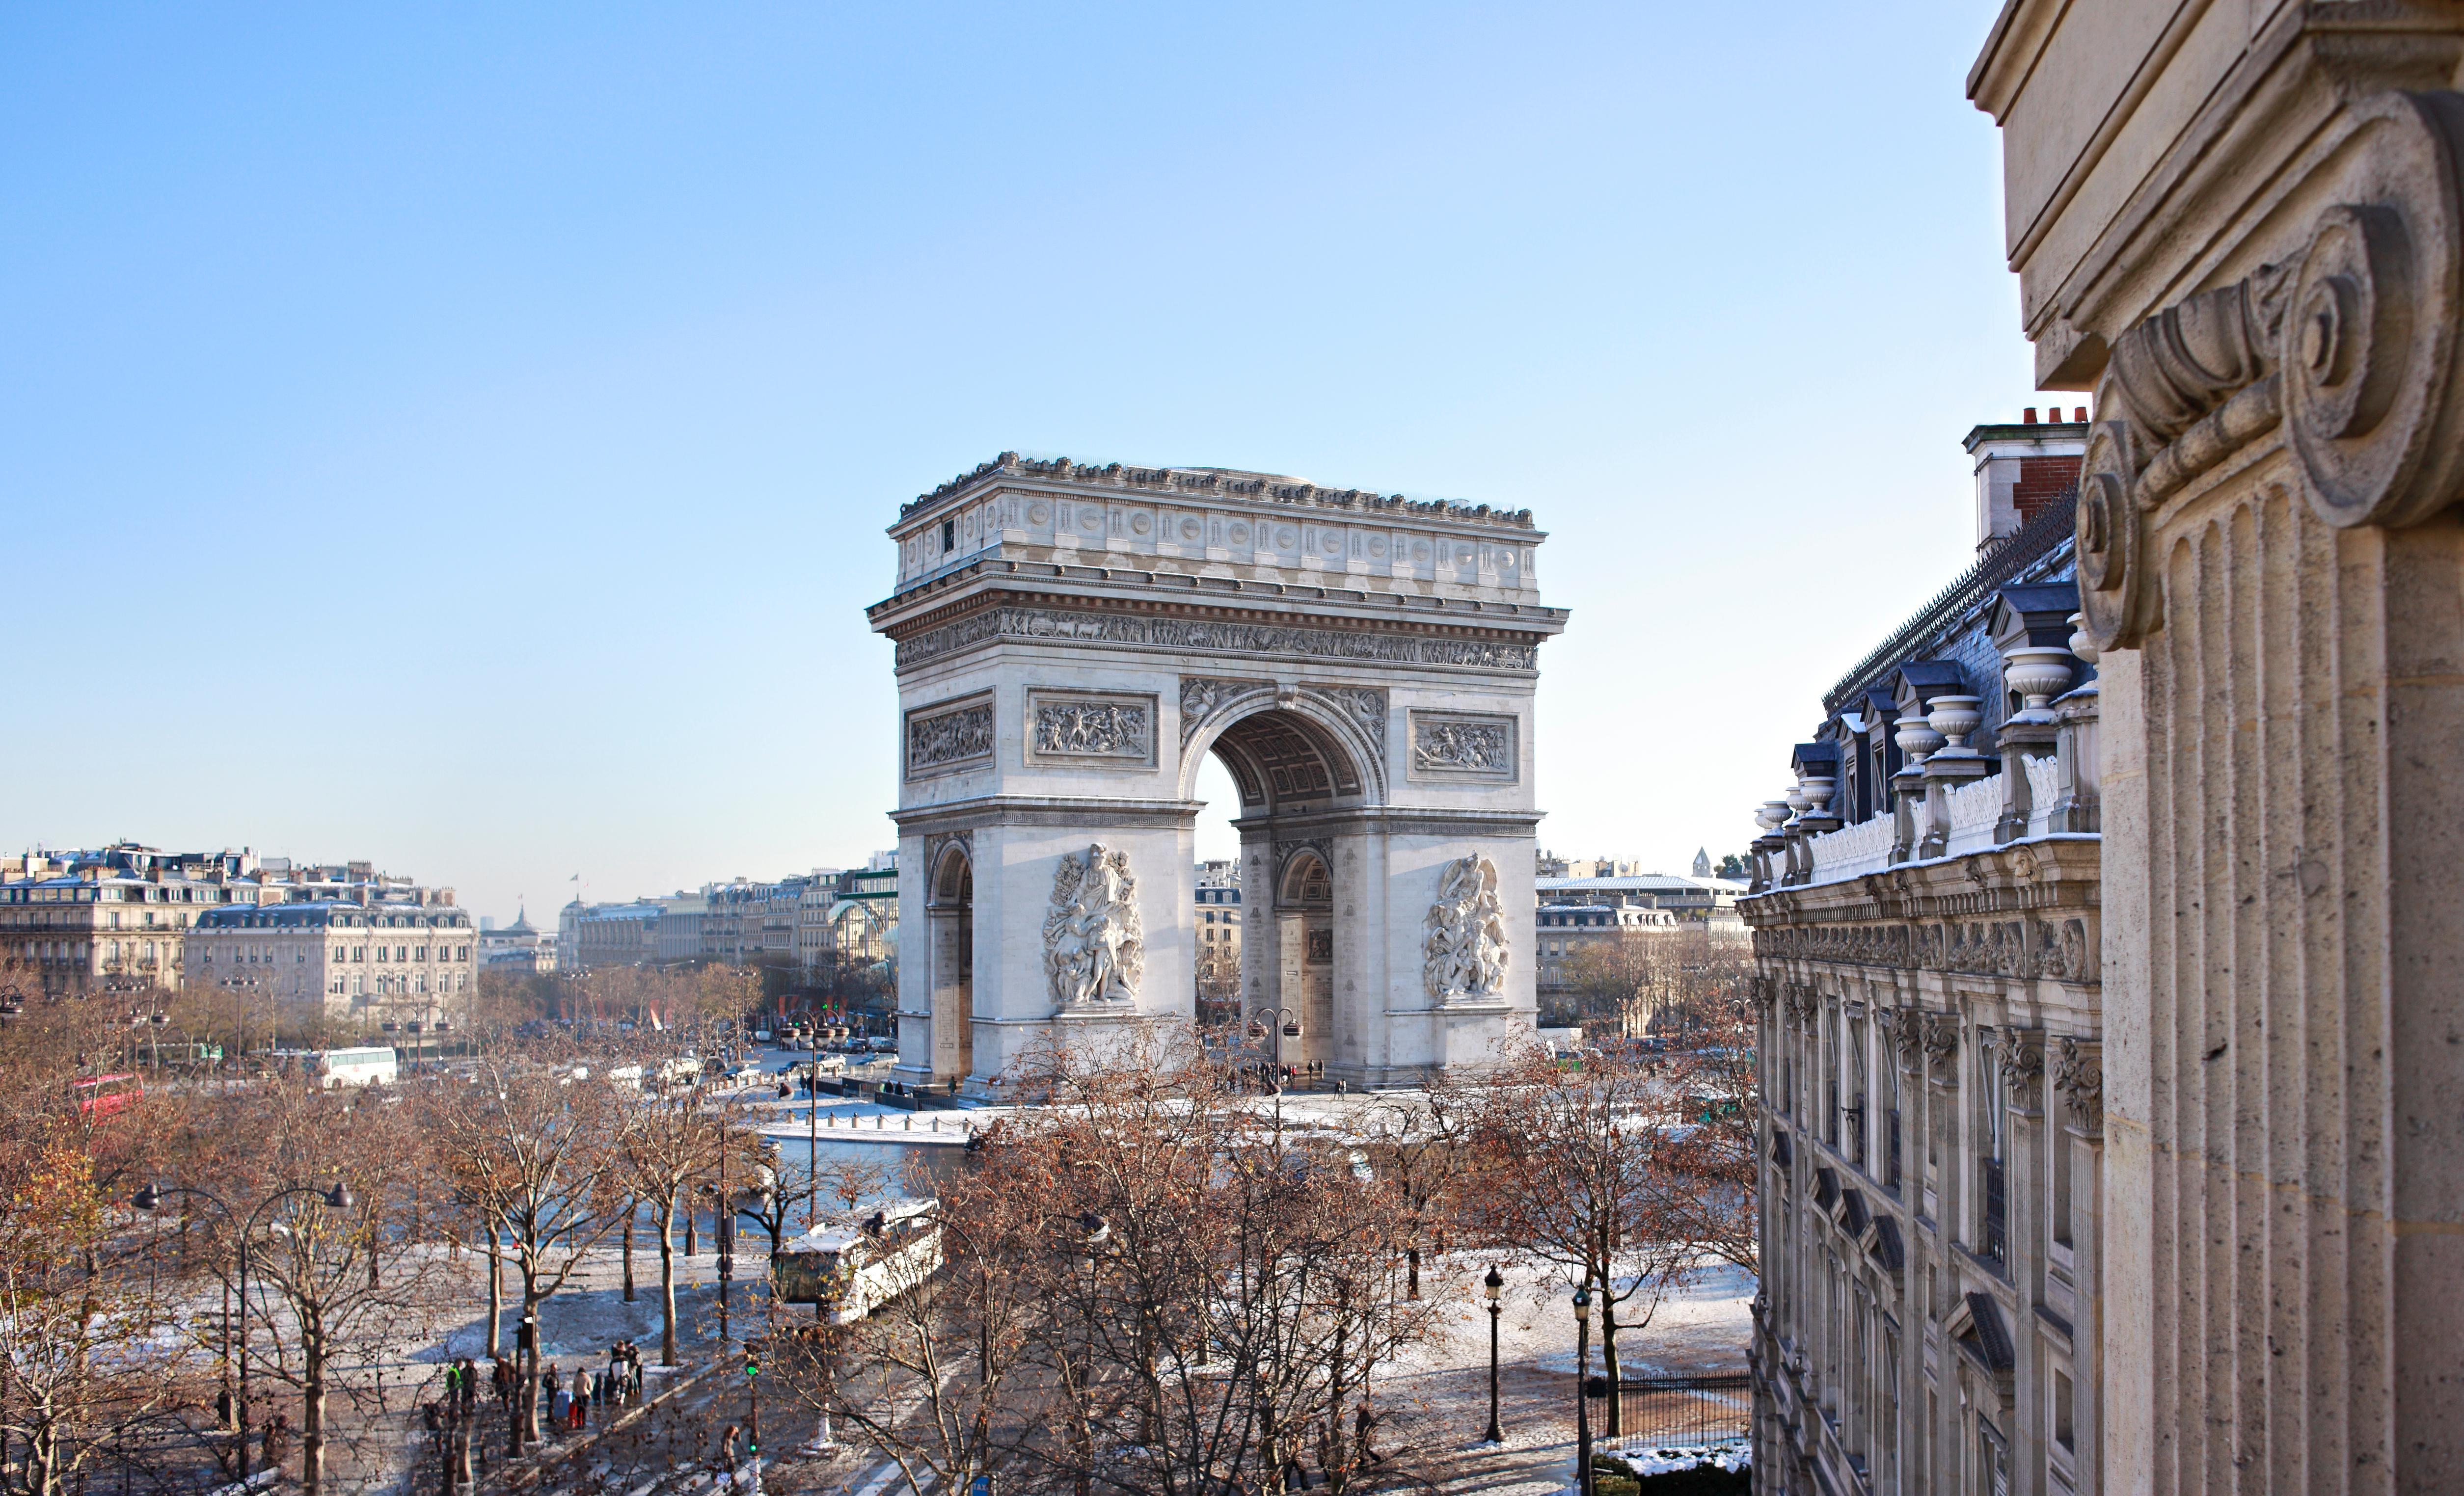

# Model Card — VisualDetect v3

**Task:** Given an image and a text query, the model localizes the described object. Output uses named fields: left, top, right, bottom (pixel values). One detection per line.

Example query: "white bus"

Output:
left=772, top=1200, right=942, bottom=1323
left=269, top=1047, right=398, bottom=1088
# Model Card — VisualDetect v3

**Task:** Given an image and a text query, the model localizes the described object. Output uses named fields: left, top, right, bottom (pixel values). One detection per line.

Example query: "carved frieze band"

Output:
left=897, top=605, right=1541, bottom=673
left=906, top=694, right=996, bottom=778
left=1749, top=915, right=2094, bottom=982
left=2077, top=91, right=2464, bottom=651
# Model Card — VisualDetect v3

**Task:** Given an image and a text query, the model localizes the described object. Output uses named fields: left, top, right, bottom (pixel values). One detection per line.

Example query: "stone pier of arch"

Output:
left=867, top=455, right=1567, bottom=1092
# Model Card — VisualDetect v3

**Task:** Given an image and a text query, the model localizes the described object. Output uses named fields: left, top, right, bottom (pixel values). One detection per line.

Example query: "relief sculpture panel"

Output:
left=1043, top=843, right=1144, bottom=1009
left=1423, top=854, right=1508, bottom=1003
left=1025, top=690, right=1157, bottom=768
left=1409, top=710, right=1518, bottom=781
left=906, top=695, right=995, bottom=778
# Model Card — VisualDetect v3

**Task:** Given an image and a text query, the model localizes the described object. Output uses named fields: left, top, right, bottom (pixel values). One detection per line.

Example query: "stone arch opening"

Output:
left=1192, top=703, right=1377, bottom=814
left=923, top=838, right=974, bottom=1083
left=1268, top=847, right=1337, bottom=1073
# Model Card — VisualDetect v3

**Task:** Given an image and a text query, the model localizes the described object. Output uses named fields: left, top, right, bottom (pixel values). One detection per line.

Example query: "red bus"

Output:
left=75, top=1073, right=142, bottom=1120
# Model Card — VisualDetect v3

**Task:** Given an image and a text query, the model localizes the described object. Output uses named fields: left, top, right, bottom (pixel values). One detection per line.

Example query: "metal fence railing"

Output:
left=1822, top=496, right=2077, bottom=717
left=1586, top=1372, right=1754, bottom=1447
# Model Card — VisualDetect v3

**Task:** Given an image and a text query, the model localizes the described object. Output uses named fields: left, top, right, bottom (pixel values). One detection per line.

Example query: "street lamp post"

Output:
left=1572, top=1284, right=1595, bottom=1496
left=1242, top=1006, right=1302, bottom=1086
left=717, top=1126, right=733, bottom=1344
left=1483, top=1266, right=1506, bottom=1443
left=135, top=1178, right=354, bottom=1486
left=807, top=1056, right=821, bottom=1229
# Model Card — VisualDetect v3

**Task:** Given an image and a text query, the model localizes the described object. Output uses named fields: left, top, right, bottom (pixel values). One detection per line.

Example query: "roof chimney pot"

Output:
left=2074, top=406, right=2088, bottom=422
left=2023, top=407, right=2038, bottom=424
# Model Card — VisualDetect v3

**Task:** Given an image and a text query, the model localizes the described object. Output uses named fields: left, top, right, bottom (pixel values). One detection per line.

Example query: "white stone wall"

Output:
left=878, top=460, right=1561, bottom=1090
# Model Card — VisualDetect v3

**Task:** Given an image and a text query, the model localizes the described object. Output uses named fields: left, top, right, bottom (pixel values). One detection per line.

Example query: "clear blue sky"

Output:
left=3, top=3, right=2040, bottom=920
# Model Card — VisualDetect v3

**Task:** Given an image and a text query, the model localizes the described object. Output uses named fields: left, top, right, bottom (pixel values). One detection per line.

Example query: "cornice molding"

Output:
left=896, top=452, right=1540, bottom=531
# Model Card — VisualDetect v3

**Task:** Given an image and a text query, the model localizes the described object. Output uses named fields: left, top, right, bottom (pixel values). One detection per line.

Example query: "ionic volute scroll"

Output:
left=1890, top=1006, right=1926, bottom=1072
left=1997, top=1030, right=2047, bottom=1113
left=2077, top=90, right=2464, bottom=653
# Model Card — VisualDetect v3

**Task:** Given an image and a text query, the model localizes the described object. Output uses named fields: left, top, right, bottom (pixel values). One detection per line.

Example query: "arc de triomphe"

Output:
left=868, top=453, right=1566, bottom=1091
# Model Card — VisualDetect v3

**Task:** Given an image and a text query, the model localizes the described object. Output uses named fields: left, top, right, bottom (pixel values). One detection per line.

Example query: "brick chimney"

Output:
left=1963, top=410, right=2090, bottom=551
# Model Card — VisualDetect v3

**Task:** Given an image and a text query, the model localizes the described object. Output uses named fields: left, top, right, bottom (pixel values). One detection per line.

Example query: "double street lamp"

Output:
left=133, top=1178, right=354, bottom=1484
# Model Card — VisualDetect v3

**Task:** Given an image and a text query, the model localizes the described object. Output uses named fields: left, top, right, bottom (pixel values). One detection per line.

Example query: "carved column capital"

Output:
left=1920, top=1011, right=1960, bottom=1077
left=2056, top=1037, right=2105, bottom=1134
left=1998, top=1029, right=2047, bottom=1110
left=2078, top=91, right=2464, bottom=653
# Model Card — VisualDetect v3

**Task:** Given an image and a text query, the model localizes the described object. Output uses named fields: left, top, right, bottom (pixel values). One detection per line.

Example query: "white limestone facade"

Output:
left=868, top=455, right=1568, bottom=1090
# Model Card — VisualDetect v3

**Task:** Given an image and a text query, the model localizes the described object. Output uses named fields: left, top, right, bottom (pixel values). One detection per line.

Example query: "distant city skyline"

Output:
left=3, top=2, right=2039, bottom=920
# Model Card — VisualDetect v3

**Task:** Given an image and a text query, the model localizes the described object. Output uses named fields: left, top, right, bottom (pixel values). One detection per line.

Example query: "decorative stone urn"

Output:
left=2002, top=648, right=2076, bottom=723
left=1893, top=707, right=1945, bottom=766
left=1800, top=775, right=1836, bottom=818
left=2066, top=611, right=2098, bottom=666
left=1757, top=800, right=1791, bottom=834
left=1925, top=694, right=1984, bottom=757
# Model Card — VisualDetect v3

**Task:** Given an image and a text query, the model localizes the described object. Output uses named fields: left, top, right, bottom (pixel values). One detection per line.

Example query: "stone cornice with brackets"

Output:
left=1740, top=836, right=2099, bottom=985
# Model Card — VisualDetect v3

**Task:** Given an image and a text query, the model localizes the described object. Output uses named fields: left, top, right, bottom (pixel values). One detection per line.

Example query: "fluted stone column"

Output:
left=1976, top=14, right=2464, bottom=1491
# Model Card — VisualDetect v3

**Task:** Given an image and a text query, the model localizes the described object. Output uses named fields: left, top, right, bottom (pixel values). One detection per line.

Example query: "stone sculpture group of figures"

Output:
left=1034, top=701, right=1149, bottom=758
left=1423, top=854, right=1508, bottom=1002
left=1415, top=720, right=1510, bottom=772
left=1044, top=842, right=1144, bottom=1008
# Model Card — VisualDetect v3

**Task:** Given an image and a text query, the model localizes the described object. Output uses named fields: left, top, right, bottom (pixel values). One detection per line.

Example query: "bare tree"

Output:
left=612, top=1084, right=731, bottom=1365
left=212, top=1082, right=434, bottom=1496
left=423, top=1052, right=629, bottom=1446
left=0, top=1142, right=188, bottom=1496
left=1356, top=1076, right=1470, bottom=1301
left=1464, top=1043, right=1696, bottom=1437
left=773, top=1030, right=1447, bottom=1496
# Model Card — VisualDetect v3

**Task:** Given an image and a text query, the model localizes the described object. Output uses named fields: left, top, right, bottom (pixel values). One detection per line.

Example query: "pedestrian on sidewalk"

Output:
left=460, top=1359, right=480, bottom=1416
left=720, top=1423, right=739, bottom=1470
left=572, top=1367, right=592, bottom=1430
